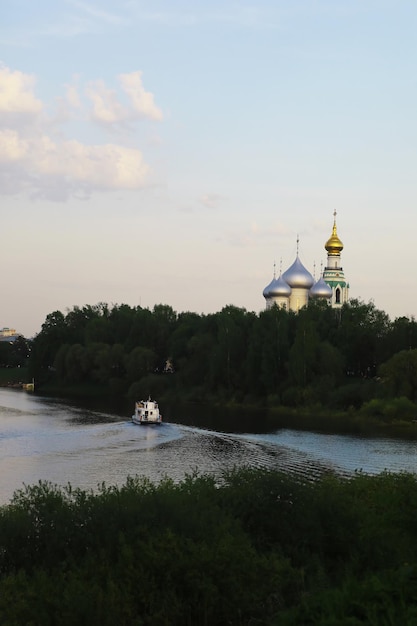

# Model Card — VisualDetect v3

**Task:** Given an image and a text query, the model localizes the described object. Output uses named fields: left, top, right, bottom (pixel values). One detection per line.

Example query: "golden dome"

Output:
left=325, top=211, right=343, bottom=255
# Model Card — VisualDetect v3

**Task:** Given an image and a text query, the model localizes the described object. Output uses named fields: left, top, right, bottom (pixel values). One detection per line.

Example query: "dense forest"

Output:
left=19, top=298, right=417, bottom=417
left=1, top=468, right=417, bottom=625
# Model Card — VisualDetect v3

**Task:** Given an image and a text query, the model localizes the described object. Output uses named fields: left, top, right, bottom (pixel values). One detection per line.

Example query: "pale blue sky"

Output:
left=1, top=1, right=416, bottom=337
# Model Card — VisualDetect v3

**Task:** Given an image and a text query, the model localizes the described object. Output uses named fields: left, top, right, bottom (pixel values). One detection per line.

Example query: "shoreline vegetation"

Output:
left=1, top=468, right=417, bottom=624
left=27, top=300, right=417, bottom=432
left=0, top=299, right=415, bottom=442
left=5, top=371, right=417, bottom=439
left=21, top=299, right=417, bottom=439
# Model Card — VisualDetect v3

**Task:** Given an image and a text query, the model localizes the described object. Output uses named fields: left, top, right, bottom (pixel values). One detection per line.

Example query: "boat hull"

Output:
left=132, top=398, right=162, bottom=425
left=132, top=416, right=162, bottom=425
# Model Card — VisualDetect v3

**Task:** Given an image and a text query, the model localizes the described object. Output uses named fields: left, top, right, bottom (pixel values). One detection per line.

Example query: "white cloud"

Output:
left=0, top=129, right=29, bottom=161
left=119, top=71, right=163, bottom=121
left=0, top=130, right=150, bottom=199
left=86, top=79, right=125, bottom=123
left=86, top=71, right=163, bottom=124
left=35, top=136, right=150, bottom=188
left=0, top=66, right=42, bottom=115
left=0, top=65, right=160, bottom=200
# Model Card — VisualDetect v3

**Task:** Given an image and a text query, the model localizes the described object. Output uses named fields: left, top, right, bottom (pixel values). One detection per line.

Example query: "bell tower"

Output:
left=322, top=211, right=349, bottom=307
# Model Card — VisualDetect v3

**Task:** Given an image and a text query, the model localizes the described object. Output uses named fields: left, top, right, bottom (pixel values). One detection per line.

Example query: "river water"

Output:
left=0, top=388, right=417, bottom=505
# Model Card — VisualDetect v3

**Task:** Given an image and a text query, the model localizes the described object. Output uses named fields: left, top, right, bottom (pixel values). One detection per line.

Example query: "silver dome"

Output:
left=282, top=256, right=314, bottom=289
left=310, top=276, right=332, bottom=299
left=263, top=277, right=276, bottom=299
left=269, top=274, right=291, bottom=297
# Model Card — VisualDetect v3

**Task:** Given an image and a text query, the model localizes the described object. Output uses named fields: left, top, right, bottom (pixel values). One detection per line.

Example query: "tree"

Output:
left=0, top=342, right=14, bottom=368
left=109, top=304, right=137, bottom=345
left=288, top=318, right=320, bottom=388
left=381, top=316, right=417, bottom=361
left=64, top=344, right=92, bottom=384
left=168, top=312, right=202, bottom=367
left=335, top=299, right=390, bottom=377
left=124, top=307, right=154, bottom=352
left=125, top=347, right=157, bottom=384
left=30, top=311, right=67, bottom=382
left=208, top=306, right=254, bottom=394
left=246, top=306, right=291, bottom=397
left=379, top=349, right=417, bottom=402
left=0, top=336, right=30, bottom=368
left=151, top=304, right=178, bottom=369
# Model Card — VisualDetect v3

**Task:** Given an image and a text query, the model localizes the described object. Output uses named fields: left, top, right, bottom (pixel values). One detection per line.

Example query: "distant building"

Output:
left=0, top=328, right=20, bottom=342
left=263, top=211, right=349, bottom=312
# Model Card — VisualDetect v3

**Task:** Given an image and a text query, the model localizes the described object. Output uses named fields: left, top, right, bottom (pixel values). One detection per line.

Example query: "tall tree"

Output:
left=334, top=299, right=390, bottom=377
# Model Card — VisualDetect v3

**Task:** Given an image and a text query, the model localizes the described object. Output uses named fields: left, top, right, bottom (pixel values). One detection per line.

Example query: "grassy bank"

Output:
left=1, top=468, right=417, bottom=624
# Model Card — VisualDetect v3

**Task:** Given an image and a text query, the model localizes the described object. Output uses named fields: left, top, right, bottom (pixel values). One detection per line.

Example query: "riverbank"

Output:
left=30, top=379, right=417, bottom=440
left=0, top=367, right=31, bottom=389
left=264, top=405, right=417, bottom=439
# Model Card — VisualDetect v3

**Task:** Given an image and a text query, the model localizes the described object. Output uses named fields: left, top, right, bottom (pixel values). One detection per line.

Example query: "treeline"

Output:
left=0, top=335, right=30, bottom=369
left=28, top=299, right=417, bottom=413
left=1, top=469, right=417, bottom=624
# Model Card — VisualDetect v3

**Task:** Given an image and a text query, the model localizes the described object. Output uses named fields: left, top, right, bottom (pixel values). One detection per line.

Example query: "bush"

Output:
left=1, top=470, right=417, bottom=624
left=361, top=397, right=417, bottom=421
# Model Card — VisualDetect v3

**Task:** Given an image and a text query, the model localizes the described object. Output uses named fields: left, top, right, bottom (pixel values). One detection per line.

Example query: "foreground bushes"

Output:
left=1, top=469, right=417, bottom=624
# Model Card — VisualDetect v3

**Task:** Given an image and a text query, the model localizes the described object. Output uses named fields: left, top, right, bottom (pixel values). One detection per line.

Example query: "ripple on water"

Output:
left=126, top=428, right=344, bottom=486
left=1, top=386, right=417, bottom=504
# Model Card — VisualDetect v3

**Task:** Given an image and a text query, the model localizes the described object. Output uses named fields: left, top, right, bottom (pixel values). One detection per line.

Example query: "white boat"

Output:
left=132, top=398, right=162, bottom=425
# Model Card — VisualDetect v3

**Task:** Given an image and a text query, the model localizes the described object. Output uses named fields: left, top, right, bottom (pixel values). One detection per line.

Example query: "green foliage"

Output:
left=125, top=347, right=157, bottom=383
left=29, top=300, right=417, bottom=413
left=328, top=380, right=379, bottom=410
left=360, top=396, right=417, bottom=421
left=0, top=366, right=29, bottom=384
left=335, top=299, right=390, bottom=378
left=128, top=373, right=172, bottom=400
left=280, top=565, right=417, bottom=625
left=0, top=336, right=31, bottom=368
left=1, top=470, right=417, bottom=624
left=379, top=349, right=417, bottom=402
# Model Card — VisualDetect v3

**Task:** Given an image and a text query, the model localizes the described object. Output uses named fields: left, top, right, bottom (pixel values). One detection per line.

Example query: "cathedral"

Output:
left=263, top=211, right=349, bottom=312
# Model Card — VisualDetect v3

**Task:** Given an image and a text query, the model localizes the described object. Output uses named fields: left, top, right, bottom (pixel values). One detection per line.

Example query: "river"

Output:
left=0, top=388, right=417, bottom=505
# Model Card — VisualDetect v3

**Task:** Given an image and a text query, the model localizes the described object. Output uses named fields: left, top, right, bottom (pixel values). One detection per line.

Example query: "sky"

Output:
left=1, top=0, right=417, bottom=337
